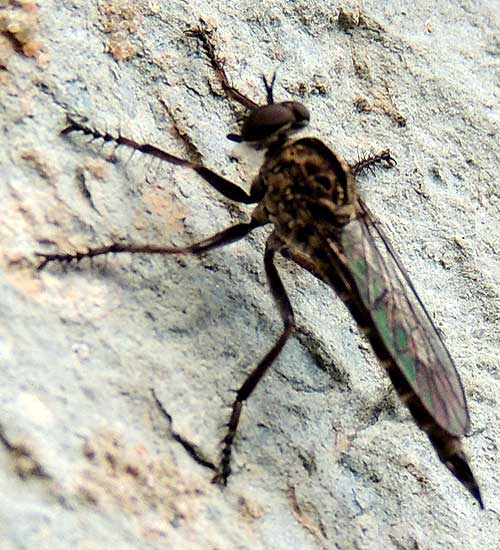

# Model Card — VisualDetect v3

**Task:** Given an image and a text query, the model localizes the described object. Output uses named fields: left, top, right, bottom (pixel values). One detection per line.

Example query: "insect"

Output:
left=37, top=26, right=483, bottom=508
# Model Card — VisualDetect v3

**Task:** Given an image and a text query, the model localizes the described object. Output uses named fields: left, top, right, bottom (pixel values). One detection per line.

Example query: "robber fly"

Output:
left=37, top=26, right=483, bottom=507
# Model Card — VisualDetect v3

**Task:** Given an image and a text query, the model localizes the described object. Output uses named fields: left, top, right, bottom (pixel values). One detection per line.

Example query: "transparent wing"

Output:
left=338, top=199, right=470, bottom=436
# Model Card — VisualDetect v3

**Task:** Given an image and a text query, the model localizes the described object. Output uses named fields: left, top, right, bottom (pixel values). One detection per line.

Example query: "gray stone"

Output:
left=1, top=0, right=498, bottom=548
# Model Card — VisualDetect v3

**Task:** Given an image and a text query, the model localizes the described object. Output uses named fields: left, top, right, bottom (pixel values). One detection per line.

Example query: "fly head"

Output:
left=227, top=72, right=310, bottom=147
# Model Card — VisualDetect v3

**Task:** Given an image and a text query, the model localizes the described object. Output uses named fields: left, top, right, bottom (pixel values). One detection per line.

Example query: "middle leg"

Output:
left=37, top=219, right=262, bottom=270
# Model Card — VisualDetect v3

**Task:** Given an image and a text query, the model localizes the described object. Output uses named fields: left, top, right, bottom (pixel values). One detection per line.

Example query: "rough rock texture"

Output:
left=1, top=1, right=499, bottom=548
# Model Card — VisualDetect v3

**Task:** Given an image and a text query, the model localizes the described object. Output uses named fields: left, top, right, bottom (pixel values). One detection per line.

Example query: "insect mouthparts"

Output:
left=226, top=133, right=244, bottom=143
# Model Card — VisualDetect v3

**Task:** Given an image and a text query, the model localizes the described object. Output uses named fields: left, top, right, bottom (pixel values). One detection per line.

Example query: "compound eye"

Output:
left=240, top=101, right=310, bottom=143
left=241, top=104, right=294, bottom=142
left=281, top=101, right=310, bottom=129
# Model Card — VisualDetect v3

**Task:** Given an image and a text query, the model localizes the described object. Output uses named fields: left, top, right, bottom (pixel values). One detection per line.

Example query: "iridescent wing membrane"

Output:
left=338, top=199, right=470, bottom=437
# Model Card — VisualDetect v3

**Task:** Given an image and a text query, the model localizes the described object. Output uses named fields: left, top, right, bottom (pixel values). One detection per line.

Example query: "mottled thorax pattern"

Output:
left=252, top=137, right=358, bottom=253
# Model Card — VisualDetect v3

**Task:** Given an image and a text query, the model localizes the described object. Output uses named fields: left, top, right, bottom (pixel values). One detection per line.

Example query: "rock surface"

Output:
left=1, top=0, right=498, bottom=548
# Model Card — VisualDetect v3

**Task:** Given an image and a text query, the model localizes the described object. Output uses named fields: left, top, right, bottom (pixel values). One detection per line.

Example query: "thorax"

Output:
left=251, top=137, right=359, bottom=252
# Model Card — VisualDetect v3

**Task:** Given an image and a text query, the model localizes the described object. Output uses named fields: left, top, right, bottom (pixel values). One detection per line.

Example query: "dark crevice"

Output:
left=159, top=98, right=203, bottom=165
left=295, top=325, right=351, bottom=390
left=150, top=389, right=217, bottom=472
left=76, top=169, right=100, bottom=214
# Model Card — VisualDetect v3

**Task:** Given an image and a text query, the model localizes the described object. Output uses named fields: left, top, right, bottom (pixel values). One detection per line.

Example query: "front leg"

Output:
left=63, top=118, right=259, bottom=205
left=349, top=149, right=396, bottom=178
left=187, top=22, right=259, bottom=111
